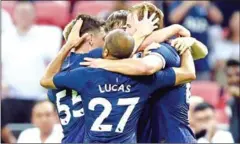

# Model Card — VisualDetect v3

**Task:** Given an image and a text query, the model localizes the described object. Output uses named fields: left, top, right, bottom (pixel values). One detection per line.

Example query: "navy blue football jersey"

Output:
left=53, top=66, right=176, bottom=143
left=47, top=48, right=102, bottom=143
left=138, top=43, right=196, bottom=143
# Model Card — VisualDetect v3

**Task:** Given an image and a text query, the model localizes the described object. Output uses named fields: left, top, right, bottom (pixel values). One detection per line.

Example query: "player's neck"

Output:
left=74, top=43, right=91, bottom=54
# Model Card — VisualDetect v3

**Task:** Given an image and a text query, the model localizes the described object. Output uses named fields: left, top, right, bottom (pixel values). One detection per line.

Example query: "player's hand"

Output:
left=171, top=37, right=196, bottom=55
left=63, top=19, right=76, bottom=41
left=143, top=42, right=160, bottom=56
left=67, top=19, right=89, bottom=48
left=130, top=9, right=159, bottom=38
left=80, top=57, right=108, bottom=68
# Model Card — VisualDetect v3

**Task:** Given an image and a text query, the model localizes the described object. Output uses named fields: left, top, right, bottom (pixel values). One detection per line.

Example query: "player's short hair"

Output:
left=193, top=102, right=215, bottom=112
left=129, top=2, right=164, bottom=30
left=104, top=29, right=134, bottom=59
left=63, top=14, right=105, bottom=41
left=226, top=59, right=240, bottom=67
left=105, top=10, right=129, bottom=33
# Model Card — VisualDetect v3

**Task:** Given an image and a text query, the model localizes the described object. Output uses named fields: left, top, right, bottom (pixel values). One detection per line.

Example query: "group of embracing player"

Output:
left=40, top=2, right=208, bottom=143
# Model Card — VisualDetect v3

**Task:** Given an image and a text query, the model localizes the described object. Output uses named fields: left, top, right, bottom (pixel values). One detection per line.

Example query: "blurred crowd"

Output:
left=1, top=0, right=239, bottom=143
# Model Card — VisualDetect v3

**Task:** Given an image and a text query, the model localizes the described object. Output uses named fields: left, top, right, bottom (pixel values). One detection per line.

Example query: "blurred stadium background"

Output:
left=1, top=0, right=239, bottom=143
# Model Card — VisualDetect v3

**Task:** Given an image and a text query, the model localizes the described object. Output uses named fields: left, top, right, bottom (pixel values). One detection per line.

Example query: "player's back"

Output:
left=47, top=48, right=102, bottom=143
left=149, top=43, right=196, bottom=143
left=78, top=68, right=169, bottom=143
left=80, top=69, right=151, bottom=143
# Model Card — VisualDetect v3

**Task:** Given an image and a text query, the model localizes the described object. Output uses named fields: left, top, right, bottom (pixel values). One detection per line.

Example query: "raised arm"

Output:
left=40, top=19, right=87, bottom=89
left=140, top=24, right=191, bottom=50
left=173, top=49, right=196, bottom=85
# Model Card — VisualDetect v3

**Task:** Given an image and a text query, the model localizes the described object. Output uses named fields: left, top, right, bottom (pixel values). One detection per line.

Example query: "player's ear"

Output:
left=103, top=48, right=109, bottom=58
left=88, top=34, right=93, bottom=47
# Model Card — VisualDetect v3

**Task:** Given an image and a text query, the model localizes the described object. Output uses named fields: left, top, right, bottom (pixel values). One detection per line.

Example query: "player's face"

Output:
left=192, top=108, right=216, bottom=133
left=32, top=102, right=56, bottom=133
left=125, top=13, right=137, bottom=36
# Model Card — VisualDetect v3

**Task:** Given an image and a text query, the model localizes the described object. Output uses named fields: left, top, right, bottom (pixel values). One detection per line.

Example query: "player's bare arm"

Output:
left=40, top=19, right=88, bottom=89
left=140, top=24, right=191, bottom=50
left=172, top=49, right=196, bottom=85
left=80, top=43, right=167, bottom=76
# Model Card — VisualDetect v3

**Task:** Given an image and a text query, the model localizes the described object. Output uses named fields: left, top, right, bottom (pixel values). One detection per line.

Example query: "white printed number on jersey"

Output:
left=186, top=83, right=191, bottom=104
left=89, top=97, right=139, bottom=133
left=56, top=90, right=84, bottom=125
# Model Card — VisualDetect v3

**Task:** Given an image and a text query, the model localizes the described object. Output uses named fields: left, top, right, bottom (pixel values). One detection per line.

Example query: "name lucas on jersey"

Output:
left=98, top=84, right=131, bottom=93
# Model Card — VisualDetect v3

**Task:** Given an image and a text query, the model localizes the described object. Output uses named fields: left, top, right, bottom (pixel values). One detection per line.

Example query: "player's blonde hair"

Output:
left=129, top=2, right=164, bottom=30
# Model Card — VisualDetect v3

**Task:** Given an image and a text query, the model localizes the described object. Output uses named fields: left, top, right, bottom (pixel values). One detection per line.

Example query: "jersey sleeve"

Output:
left=47, top=90, right=56, bottom=103
left=149, top=43, right=181, bottom=68
left=53, top=67, right=87, bottom=91
left=149, top=68, right=176, bottom=92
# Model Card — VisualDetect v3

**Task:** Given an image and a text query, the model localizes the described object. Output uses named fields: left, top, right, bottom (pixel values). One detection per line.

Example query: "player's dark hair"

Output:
left=226, top=59, right=240, bottom=67
left=104, top=29, right=134, bottom=59
left=105, top=10, right=129, bottom=33
left=193, top=102, right=215, bottom=112
left=64, top=14, right=105, bottom=40
left=75, top=14, right=105, bottom=36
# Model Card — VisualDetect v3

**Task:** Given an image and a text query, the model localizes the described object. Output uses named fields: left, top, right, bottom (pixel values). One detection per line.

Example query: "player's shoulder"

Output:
left=87, top=48, right=103, bottom=58
left=47, top=88, right=65, bottom=103
left=70, top=67, right=109, bottom=77
left=159, top=42, right=173, bottom=49
left=160, top=42, right=178, bottom=54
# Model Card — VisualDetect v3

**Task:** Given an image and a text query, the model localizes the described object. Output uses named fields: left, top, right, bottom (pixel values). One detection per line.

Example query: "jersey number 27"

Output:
left=89, top=97, right=139, bottom=133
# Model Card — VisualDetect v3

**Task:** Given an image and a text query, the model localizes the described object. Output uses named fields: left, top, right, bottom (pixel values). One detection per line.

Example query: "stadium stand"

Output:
left=191, top=81, right=221, bottom=107
left=34, top=1, right=70, bottom=28
left=1, top=1, right=16, bottom=16
left=2, top=1, right=70, bottom=28
left=72, top=1, right=113, bottom=18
